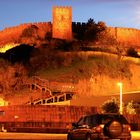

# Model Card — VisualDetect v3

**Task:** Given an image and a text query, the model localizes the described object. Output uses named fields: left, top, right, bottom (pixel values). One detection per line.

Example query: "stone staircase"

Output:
left=25, top=76, right=75, bottom=105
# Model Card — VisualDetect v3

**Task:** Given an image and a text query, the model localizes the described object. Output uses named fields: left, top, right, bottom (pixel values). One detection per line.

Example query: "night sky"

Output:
left=0, top=0, right=140, bottom=30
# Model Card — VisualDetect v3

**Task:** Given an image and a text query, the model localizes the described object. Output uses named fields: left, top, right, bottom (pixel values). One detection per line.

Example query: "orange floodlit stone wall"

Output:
left=0, top=105, right=97, bottom=123
left=108, top=27, right=140, bottom=47
left=0, top=22, right=52, bottom=46
left=52, top=6, right=72, bottom=40
left=0, top=105, right=140, bottom=130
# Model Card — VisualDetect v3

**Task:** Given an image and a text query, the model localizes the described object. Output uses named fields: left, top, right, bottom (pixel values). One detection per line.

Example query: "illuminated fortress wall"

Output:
left=72, top=23, right=140, bottom=47
left=0, top=21, right=140, bottom=50
left=0, top=22, right=52, bottom=46
left=108, top=27, right=140, bottom=47
left=52, top=6, right=72, bottom=40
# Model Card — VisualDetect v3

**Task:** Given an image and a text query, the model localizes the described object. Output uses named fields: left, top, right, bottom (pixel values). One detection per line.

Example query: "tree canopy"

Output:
left=101, top=98, right=119, bottom=113
left=73, top=18, right=107, bottom=42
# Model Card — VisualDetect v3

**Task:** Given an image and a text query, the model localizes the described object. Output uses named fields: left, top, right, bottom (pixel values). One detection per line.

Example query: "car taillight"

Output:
left=127, top=125, right=131, bottom=132
left=95, top=125, right=102, bottom=133
left=123, top=124, right=131, bottom=133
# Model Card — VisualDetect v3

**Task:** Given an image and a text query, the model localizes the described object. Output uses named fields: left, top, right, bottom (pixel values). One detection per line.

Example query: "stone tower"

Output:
left=52, top=6, right=72, bottom=40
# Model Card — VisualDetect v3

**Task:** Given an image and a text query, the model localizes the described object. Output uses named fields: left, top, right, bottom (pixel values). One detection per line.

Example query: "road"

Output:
left=0, top=133, right=67, bottom=140
left=0, top=132, right=139, bottom=140
left=131, top=131, right=140, bottom=140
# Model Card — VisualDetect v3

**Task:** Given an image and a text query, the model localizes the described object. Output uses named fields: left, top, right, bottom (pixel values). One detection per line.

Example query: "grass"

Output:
left=36, top=53, right=132, bottom=82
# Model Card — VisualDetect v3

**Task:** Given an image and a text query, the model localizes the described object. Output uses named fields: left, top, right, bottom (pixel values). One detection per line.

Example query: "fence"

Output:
left=0, top=105, right=97, bottom=132
left=0, top=105, right=139, bottom=132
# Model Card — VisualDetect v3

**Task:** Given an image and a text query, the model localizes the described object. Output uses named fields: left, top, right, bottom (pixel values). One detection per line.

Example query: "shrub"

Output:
left=126, top=47, right=139, bottom=57
left=126, top=100, right=136, bottom=115
left=101, top=98, right=119, bottom=113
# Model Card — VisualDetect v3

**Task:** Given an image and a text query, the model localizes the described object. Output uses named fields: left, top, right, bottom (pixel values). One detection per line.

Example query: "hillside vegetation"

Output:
left=0, top=44, right=140, bottom=105
left=31, top=49, right=140, bottom=96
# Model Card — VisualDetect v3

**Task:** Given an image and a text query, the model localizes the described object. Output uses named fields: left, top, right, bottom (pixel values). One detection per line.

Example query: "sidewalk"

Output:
left=131, top=131, right=140, bottom=139
left=0, top=133, right=67, bottom=139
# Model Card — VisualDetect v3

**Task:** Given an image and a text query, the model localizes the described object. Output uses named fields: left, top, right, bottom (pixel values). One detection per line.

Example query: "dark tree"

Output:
left=101, top=98, right=119, bottom=113
left=87, top=18, right=96, bottom=25
left=3, top=44, right=34, bottom=64
left=84, top=18, right=97, bottom=41
left=126, top=47, right=139, bottom=58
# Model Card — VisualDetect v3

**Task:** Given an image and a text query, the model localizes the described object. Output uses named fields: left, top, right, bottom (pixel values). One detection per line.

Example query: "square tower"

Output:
left=52, top=6, right=72, bottom=40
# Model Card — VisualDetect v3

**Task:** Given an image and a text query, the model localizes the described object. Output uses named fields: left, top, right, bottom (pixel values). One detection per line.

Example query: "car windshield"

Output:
left=99, top=114, right=128, bottom=124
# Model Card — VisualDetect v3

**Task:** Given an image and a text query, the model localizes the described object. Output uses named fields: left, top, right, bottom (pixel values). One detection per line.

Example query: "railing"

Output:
left=26, top=92, right=75, bottom=105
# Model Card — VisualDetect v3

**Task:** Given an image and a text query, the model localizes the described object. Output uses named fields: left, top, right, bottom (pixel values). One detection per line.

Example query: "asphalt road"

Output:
left=0, top=132, right=139, bottom=140
left=0, top=133, right=67, bottom=140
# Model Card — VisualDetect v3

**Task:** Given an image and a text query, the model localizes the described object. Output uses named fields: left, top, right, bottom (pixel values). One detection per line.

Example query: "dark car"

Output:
left=67, top=113, right=131, bottom=140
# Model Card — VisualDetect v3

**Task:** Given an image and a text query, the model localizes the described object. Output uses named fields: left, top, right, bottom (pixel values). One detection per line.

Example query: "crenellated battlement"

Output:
left=0, top=22, right=52, bottom=33
left=72, top=22, right=86, bottom=27
left=53, top=6, right=72, bottom=10
left=53, top=6, right=72, bottom=8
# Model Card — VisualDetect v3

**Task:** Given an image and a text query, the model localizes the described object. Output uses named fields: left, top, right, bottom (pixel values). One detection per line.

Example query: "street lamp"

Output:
left=117, top=82, right=123, bottom=114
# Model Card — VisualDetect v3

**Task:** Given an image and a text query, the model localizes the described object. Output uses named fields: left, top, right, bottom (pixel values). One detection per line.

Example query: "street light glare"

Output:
left=117, top=82, right=123, bottom=114
left=117, top=82, right=122, bottom=86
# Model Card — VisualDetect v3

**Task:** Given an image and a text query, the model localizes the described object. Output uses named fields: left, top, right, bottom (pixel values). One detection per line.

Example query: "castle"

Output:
left=0, top=6, right=140, bottom=50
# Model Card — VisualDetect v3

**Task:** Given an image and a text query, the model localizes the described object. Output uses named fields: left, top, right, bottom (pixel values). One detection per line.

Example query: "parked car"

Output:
left=67, top=113, right=131, bottom=140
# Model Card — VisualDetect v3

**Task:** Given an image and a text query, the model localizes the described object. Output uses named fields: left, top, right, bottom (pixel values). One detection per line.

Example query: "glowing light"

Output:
left=117, top=82, right=123, bottom=114
left=0, top=43, right=18, bottom=53
left=0, top=98, right=8, bottom=106
left=14, top=115, right=19, bottom=119
left=131, top=131, right=140, bottom=139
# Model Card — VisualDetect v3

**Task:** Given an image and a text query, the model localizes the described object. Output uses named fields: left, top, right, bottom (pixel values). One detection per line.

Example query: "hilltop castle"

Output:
left=0, top=6, right=140, bottom=49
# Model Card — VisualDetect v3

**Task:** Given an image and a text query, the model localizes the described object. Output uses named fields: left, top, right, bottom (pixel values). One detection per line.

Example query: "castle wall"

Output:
left=108, top=27, right=140, bottom=47
left=0, top=20, right=140, bottom=48
left=72, top=23, right=140, bottom=48
left=0, top=22, right=52, bottom=46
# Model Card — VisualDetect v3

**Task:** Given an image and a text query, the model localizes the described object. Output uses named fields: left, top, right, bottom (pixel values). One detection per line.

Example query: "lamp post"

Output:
left=117, top=82, right=123, bottom=114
